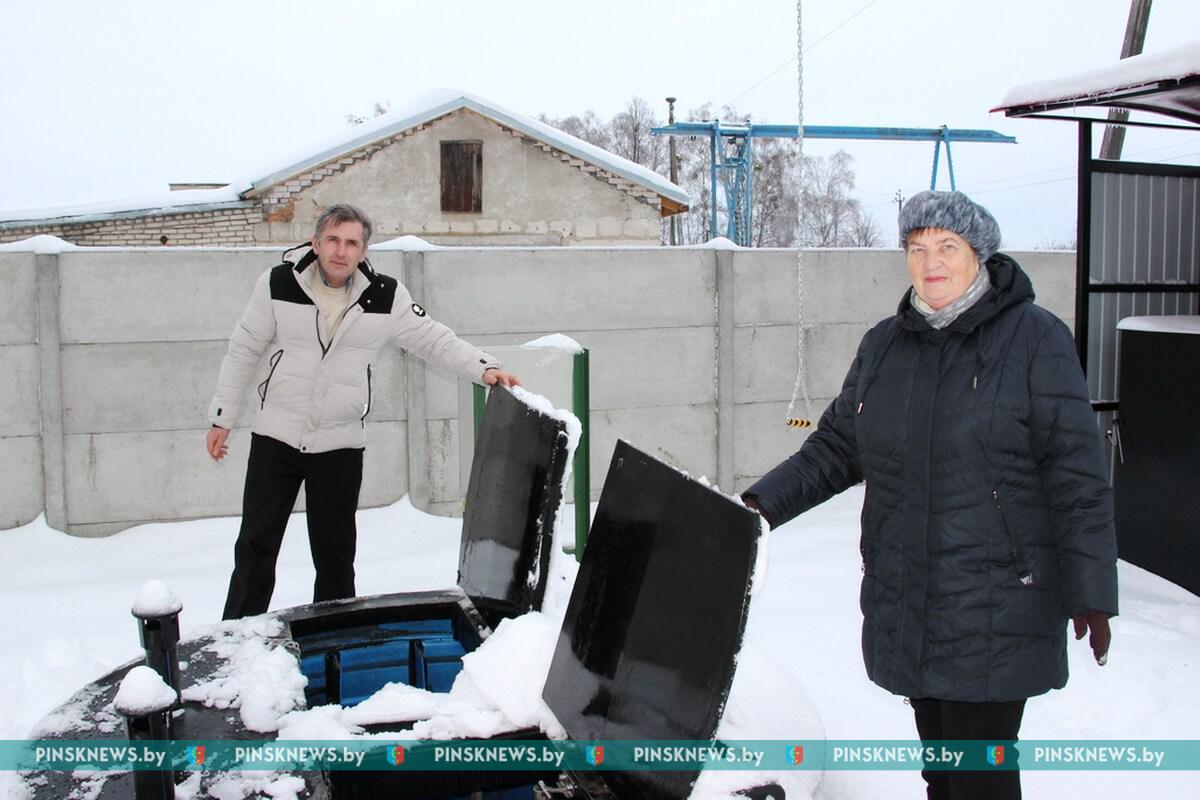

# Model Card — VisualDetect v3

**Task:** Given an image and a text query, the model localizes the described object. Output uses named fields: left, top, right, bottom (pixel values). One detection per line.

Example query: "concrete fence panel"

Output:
left=0, top=252, right=42, bottom=528
left=0, top=244, right=1074, bottom=535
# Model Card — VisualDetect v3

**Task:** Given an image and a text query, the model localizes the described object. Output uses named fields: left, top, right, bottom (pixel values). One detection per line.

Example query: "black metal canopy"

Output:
left=993, top=42, right=1200, bottom=127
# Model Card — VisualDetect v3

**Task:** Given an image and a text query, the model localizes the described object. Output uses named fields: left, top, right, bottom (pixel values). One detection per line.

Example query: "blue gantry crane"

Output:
left=650, top=121, right=1016, bottom=246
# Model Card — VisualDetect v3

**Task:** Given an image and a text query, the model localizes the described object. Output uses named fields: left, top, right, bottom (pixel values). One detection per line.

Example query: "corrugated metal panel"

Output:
left=1087, top=168, right=1200, bottom=406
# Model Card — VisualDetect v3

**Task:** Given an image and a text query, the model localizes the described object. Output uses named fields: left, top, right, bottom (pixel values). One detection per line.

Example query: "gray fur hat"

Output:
left=899, top=191, right=1001, bottom=264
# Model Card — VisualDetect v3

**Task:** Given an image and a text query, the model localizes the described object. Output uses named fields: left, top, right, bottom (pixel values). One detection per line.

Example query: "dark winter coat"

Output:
left=746, top=254, right=1118, bottom=702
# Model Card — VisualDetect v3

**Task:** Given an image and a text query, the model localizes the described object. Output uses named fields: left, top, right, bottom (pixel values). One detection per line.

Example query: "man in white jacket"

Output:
left=206, top=204, right=519, bottom=619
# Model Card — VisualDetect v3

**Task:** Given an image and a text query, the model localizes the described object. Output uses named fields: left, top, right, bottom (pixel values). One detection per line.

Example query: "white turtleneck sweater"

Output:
left=311, top=269, right=354, bottom=343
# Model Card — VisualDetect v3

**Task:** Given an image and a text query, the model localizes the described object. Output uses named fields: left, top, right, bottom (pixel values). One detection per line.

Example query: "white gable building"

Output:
left=0, top=90, right=689, bottom=247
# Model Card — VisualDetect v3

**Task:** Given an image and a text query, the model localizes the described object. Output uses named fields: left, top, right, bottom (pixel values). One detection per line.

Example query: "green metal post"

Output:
left=473, top=384, right=486, bottom=442
left=572, top=349, right=590, bottom=560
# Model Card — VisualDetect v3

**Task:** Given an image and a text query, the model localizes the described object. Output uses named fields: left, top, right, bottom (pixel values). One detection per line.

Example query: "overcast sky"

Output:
left=3, top=0, right=1197, bottom=247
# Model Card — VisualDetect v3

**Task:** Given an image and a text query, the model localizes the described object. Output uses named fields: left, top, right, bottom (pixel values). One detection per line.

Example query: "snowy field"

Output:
left=1, top=486, right=1197, bottom=798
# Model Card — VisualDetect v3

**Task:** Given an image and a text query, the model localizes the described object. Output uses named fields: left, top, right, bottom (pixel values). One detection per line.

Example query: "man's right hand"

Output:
left=207, top=426, right=230, bottom=461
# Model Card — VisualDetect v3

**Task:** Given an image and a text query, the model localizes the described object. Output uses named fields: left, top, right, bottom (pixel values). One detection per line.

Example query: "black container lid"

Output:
left=458, top=387, right=571, bottom=626
left=543, top=440, right=762, bottom=800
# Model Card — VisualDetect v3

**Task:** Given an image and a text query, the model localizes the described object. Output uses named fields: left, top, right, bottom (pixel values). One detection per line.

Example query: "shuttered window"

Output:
left=440, top=140, right=482, bottom=213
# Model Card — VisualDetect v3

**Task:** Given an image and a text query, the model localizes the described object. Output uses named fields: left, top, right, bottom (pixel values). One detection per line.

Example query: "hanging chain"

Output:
left=785, top=0, right=814, bottom=428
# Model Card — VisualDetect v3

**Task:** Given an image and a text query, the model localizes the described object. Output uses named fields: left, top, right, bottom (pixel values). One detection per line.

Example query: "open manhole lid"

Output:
left=544, top=440, right=762, bottom=800
left=458, top=387, right=571, bottom=624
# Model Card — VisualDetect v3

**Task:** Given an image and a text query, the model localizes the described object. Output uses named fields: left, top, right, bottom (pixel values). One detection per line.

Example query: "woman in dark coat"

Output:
left=744, top=191, right=1118, bottom=800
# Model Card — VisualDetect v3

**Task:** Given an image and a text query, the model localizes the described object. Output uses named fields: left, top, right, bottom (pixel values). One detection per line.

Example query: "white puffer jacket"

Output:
left=208, top=250, right=500, bottom=453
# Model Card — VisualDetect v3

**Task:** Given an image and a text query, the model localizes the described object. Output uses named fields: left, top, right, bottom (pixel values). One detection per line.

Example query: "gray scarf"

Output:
left=910, top=264, right=991, bottom=329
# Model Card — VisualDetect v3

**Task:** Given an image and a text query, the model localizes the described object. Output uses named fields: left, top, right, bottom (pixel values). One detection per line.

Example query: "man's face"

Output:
left=905, top=228, right=979, bottom=311
left=311, top=219, right=366, bottom=288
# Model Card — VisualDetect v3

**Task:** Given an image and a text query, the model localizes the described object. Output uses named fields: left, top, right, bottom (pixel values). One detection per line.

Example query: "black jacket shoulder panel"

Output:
left=357, top=269, right=397, bottom=315
left=269, top=262, right=314, bottom=306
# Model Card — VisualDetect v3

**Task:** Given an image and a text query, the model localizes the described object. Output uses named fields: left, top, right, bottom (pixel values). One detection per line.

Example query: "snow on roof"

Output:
left=240, top=89, right=690, bottom=206
left=995, top=41, right=1200, bottom=124
left=0, top=187, right=246, bottom=226
left=0, top=89, right=689, bottom=226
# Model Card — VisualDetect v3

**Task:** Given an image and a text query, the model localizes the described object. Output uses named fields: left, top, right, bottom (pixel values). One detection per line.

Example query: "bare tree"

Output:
left=610, top=97, right=665, bottom=172
left=538, top=97, right=880, bottom=248
left=846, top=202, right=883, bottom=247
left=537, top=110, right=613, bottom=151
left=750, top=138, right=799, bottom=247
left=797, top=150, right=860, bottom=247
left=672, top=102, right=726, bottom=244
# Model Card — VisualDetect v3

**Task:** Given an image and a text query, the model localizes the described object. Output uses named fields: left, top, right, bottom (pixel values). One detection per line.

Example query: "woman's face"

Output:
left=905, top=228, right=980, bottom=311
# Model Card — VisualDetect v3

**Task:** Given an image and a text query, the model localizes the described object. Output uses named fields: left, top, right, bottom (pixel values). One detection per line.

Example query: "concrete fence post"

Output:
left=402, top=250, right=430, bottom=512
left=35, top=253, right=67, bottom=531
left=715, top=249, right=736, bottom=495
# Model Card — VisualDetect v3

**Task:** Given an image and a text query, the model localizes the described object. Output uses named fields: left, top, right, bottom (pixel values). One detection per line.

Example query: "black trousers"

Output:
left=222, top=434, right=365, bottom=620
left=911, top=697, right=1027, bottom=800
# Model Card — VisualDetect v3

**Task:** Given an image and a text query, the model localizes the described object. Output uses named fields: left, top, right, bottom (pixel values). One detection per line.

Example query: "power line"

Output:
left=960, top=146, right=1200, bottom=196
left=962, top=140, right=1200, bottom=189
left=962, top=175, right=1078, bottom=196
left=724, top=0, right=882, bottom=109
left=958, top=163, right=1075, bottom=188
left=861, top=140, right=1199, bottom=208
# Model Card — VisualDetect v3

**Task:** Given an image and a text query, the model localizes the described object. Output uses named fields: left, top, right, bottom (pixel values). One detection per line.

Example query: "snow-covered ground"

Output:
left=1, top=487, right=1197, bottom=798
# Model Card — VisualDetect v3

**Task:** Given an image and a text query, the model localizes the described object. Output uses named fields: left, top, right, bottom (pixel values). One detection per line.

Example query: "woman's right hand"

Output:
left=1072, top=611, right=1112, bottom=666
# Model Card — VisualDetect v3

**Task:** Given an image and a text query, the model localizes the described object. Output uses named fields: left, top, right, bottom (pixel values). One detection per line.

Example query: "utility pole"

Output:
left=893, top=190, right=905, bottom=246
left=1099, top=0, right=1153, bottom=160
left=666, top=96, right=679, bottom=245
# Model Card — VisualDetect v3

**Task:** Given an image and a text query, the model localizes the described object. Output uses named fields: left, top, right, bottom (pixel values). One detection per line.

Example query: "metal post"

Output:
left=743, top=134, right=754, bottom=246
left=572, top=350, right=590, bottom=560
left=710, top=120, right=720, bottom=239
left=943, top=129, right=957, bottom=190
left=1075, top=120, right=1094, bottom=370
left=134, top=610, right=182, bottom=701
left=667, top=97, right=679, bottom=246
left=929, top=140, right=941, bottom=189
left=1099, top=0, right=1153, bottom=160
left=116, top=670, right=177, bottom=800
left=473, top=384, right=486, bottom=443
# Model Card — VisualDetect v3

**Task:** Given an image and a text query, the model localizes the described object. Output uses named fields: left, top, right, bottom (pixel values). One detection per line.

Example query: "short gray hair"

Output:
left=314, top=204, right=373, bottom=247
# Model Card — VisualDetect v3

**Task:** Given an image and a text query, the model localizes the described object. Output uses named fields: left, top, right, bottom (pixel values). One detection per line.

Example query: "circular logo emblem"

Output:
left=412, top=303, right=427, bottom=317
